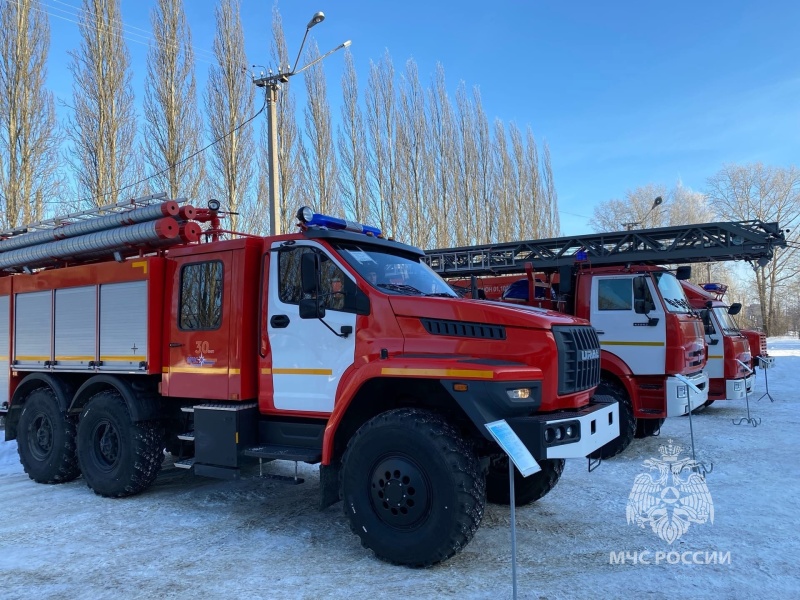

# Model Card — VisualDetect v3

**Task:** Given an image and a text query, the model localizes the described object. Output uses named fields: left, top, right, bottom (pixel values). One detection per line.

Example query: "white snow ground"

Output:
left=1, top=338, right=798, bottom=600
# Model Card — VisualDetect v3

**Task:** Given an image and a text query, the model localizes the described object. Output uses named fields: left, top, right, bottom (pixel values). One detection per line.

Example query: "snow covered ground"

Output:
left=1, top=338, right=798, bottom=600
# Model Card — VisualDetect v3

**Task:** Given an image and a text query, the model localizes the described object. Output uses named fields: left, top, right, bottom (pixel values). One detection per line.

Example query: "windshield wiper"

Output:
left=377, top=283, right=423, bottom=296
left=424, top=292, right=456, bottom=298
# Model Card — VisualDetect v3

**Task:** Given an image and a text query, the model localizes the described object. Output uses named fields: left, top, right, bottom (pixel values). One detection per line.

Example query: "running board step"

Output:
left=181, top=406, right=195, bottom=413
left=174, top=458, right=195, bottom=470
left=177, top=432, right=195, bottom=441
left=243, top=445, right=322, bottom=463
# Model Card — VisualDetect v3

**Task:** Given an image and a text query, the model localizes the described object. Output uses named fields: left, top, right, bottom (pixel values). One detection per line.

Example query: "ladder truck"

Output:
left=426, top=220, right=786, bottom=458
left=0, top=196, right=619, bottom=567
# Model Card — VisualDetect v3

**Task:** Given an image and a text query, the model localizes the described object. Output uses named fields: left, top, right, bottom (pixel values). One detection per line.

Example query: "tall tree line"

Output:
left=0, top=1, right=560, bottom=248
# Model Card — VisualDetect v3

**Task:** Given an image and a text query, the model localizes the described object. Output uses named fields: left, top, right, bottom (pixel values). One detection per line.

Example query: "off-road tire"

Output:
left=589, top=379, right=635, bottom=459
left=486, top=456, right=564, bottom=505
left=77, top=390, right=163, bottom=498
left=17, top=387, right=80, bottom=483
left=635, top=417, right=664, bottom=438
left=340, top=408, right=485, bottom=567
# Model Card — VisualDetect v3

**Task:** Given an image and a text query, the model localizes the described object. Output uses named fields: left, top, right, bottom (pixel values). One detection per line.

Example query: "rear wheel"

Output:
left=340, top=408, right=485, bottom=567
left=17, top=387, right=80, bottom=484
left=588, top=379, right=635, bottom=459
left=486, top=455, right=564, bottom=505
left=77, top=390, right=163, bottom=498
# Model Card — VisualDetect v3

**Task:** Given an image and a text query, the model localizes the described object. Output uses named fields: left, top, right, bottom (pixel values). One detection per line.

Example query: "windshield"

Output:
left=652, top=272, right=691, bottom=313
left=335, top=243, right=458, bottom=297
left=713, top=307, right=741, bottom=335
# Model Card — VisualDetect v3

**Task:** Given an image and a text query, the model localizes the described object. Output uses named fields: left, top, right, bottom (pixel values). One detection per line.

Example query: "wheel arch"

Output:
left=324, top=376, right=481, bottom=466
left=5, top=373, right=76, bottom=441
left=69, top=375, right=161, bottom=422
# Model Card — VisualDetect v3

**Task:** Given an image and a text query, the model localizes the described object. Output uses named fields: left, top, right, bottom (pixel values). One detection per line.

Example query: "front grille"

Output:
left=552, top=325, right=601, bottom=395
left=420, top=318, right=506, bottom=340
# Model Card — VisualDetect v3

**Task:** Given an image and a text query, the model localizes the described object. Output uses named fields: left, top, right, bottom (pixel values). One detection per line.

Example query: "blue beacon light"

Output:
left=297, top=206, right=382, bottom=237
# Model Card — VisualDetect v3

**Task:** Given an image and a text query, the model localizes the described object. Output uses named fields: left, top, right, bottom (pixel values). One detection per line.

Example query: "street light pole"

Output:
left=253, top=11, right=350, bottom=236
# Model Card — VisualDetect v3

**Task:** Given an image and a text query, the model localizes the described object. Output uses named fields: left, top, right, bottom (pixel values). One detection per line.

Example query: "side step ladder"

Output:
left=244, top=445, right=322, bottom=485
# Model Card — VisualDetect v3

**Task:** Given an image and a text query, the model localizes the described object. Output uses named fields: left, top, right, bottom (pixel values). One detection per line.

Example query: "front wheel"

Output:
left=340, top=408, right=486, bottom=567
left=17, top=387, right=80, bottom=484
left=486, top=455, right=564, bottom=506
left=588, top=379, right=635, bottom=459
left=77, top=390, right=163, bottom=498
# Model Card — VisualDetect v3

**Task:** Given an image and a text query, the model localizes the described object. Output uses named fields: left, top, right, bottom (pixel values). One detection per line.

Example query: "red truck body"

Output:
left=1, top=203, right=617, bottom=566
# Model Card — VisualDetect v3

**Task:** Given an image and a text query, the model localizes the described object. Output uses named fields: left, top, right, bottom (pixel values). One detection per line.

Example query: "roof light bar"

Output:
left=296, top=206, right=382, bottom=237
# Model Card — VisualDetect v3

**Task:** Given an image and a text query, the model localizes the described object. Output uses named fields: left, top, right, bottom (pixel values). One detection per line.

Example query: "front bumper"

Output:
left=665, top=371, right=708, bottom=416
left=724, top=374, right=755, bottom=400
left=506, top=400, right=619, bottom=460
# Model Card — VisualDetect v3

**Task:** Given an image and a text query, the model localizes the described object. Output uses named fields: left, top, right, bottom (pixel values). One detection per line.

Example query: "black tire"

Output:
left=635, top=417, right=664, bottom=439
left=77, top=390, right=163, bottom=498
left=17, top=387, right=80, bottom=484
left=340, top=408, right=485, bottom=567
left=486, top=455, right=564, bottom=506
left=588, top=379, right=635, bottom=459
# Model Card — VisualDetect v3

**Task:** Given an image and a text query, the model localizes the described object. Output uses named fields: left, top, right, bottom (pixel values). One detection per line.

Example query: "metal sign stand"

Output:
left=484, top=420, right=541, bottom=600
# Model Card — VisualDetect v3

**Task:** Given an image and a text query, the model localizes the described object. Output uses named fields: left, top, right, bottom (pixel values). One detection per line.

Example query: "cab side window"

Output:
left=179, top=260, right=223, bottom=330
left=278, top=247, right=353, bottom=312
left=598, top=279, right=633, bottom=311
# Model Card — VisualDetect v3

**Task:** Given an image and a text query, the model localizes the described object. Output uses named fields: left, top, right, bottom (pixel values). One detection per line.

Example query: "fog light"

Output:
left=507, top=388, right=531, bottom=400
left=545, top=428, right=555, bottom=443
left=677, top=385, right=688, bottom=398
left=555, top=427, right=564, bottom=441
left=733, top=381, right=743, bottom=391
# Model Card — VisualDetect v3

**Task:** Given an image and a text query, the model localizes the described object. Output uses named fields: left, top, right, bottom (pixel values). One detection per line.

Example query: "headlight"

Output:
left=733, top=381, right=743, bottom=391
left=565, top=425, right=575, bottom=438
left=677, top=385, right=688, bottom=398
left=506, top=388, right=531, bottom=400
left=555, top=427, right=564, bottom=441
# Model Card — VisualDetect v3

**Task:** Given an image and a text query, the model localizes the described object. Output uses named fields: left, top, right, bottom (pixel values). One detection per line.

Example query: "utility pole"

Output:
left=253, top=12, right=350, bottom=236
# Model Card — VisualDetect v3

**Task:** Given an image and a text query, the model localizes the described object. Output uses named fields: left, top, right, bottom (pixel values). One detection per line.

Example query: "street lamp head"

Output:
left=342, top=40, right=352, bottom=49
left=307, top=12, right=325, bottom=29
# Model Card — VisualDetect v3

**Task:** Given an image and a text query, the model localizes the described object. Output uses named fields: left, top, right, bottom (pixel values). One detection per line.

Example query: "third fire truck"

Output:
left=426, top=220, right=786, bottom=458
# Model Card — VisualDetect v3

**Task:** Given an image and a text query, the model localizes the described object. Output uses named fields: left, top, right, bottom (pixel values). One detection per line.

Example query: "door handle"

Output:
left=169, top=342, right=184, bottom=347
left=595, top=330, right=605, bottom=335
left=270, top=314, right=290, bottom=328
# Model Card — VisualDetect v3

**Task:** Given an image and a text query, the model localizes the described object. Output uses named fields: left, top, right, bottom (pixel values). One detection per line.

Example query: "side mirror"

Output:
left=634, top=298, right=648, bottom=314
left=728, top=302, right=742, bottom=316
left=705, top=300, right=713, bottom=309
left=299, top=298, right=326, bottom=319
left=675, top=266, right=691, bottom=280
left=301, top=252, right=319, bottom=295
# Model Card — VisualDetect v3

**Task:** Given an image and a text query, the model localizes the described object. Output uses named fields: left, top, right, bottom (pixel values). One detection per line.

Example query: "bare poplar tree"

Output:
left=427, top=63, right=457, bottom=247
left=337, top=49, right=370, bottom=224
left=143, top=0, right=204, bottom=200
left=471, top=88, right=494, bottom=244
left=541, top=142, right=560, bottom=237
left=299, top=40, right=339, bottom=215
left=66, top=0, right=138, bottom=207
left=493, top=120, right=515, bottom=242
left=0, top=0, right=60, bottom=228
left=706, top=163, right=800, bottom=336
left=396, top=58, right=429, bottom=247
left=205, top=0, right=255, bottom=232
left=365, top=51, right=398, bottom=236
left=454, top=82, right=477, bottom=245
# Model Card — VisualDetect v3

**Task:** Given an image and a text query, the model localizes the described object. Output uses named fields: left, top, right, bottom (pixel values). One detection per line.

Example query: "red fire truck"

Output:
left=681, top=281, right=775, bottom=404
left=680, top=281, right=753, bottom=404
left=0, top=196, right=617, bottom=567
left=426, top=220, right=786, bottom=458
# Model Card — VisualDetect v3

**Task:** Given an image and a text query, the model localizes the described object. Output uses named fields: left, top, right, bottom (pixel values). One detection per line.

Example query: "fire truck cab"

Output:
left=680, top=281, right=755, bottom=403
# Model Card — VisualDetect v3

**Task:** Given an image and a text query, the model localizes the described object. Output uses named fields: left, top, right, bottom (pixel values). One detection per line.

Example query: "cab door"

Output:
left=590, top=274, right=666, bottom=374
left=702, top=309, right=724, bottom=380
left=266, top=241, right=357, bottom=413
left=165, top=252, right=232, bottom=399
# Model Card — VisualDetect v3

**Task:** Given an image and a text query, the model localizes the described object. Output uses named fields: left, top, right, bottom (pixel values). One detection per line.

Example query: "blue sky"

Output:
left=42, top=0, right=800, bottom=235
